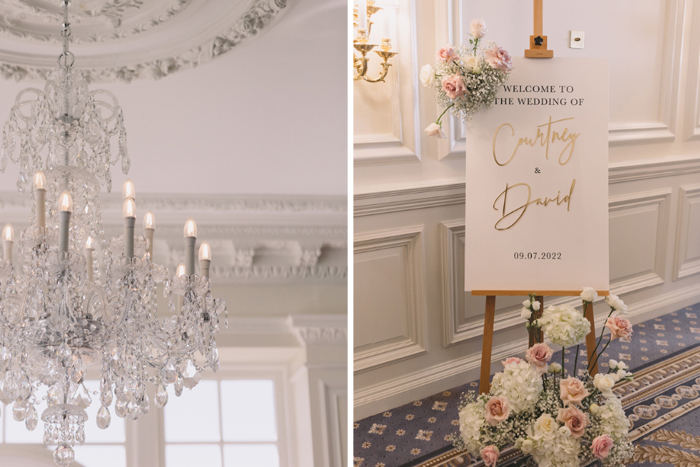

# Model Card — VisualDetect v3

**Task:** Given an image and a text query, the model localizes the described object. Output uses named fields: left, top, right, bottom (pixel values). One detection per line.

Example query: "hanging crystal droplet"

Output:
left=100, top=389, right=113, bottom=407
left=155, top=385, right=168, bottom=408
left=1, top=374, right=17, bottom=403
left=115, top=399, right=127, bottom=418
left=74, top=383, right=91, bottom=409
left=12, top=402, right=26, bottom=421
left=174, top=376, right=183, bottom=397
left=96, top=405, right=111, bottom=429
left=53, top=445, right=75, bottom=466
left=76, top=427, right=85, bottom=445
left=57, top=343, right=72, bottom=366
left=163, top=361, right=177, bottom=384
left=18, top=374, right=32, bottom=401
left=25, top=406, right=38, bottom=431
left=182, top=360, right=201, bottom=389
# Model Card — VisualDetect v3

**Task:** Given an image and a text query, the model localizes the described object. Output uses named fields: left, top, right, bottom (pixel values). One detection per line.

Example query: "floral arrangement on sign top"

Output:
left=421, top=19, right=514, bottom=139
left=454, top=288, right=636, bottom=467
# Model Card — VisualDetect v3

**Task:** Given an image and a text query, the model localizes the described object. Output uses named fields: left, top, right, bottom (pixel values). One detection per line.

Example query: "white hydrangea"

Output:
left=539, top=304, right=591, bottom=347
left=490, top=360, right=542, bottom=413
left=458, top=399, right=486, bottom=456
left=596, top=397, right=630, bottom=441
left=518, top=414, right=581, bottom=467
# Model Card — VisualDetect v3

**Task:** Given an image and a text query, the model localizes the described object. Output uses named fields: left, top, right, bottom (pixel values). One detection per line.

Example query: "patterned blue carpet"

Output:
left=354, top=303, right=700, bottom=467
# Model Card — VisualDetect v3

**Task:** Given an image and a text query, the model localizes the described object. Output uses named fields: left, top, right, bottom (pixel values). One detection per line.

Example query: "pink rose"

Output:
left=591, top=434, right=614, bottom=460
left=437, top=44, right=459, bottom=64
left=502, top=357, right=521, bottom=366
left=480, top=445, right=499, bottom=466
left=470, top=19, right=488, bottom=39
left=484, top=396, right=510, bottom=426
left=605, top=316, right=633, bottom=340
left=441, top=74, right=467, bottom=100
left=525, top=342, right=553, bottom=375
left=485, top=45, right=514, bottom=72
left=560, top=376, right=590, bottom=406
left=556, top=406, right=589, bottom=439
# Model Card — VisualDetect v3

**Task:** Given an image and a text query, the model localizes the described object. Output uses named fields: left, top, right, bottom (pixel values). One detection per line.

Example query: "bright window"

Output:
left=164, top=379, right=280, bottom=467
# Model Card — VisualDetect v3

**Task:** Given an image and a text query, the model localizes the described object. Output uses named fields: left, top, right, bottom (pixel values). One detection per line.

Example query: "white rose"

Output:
left=610, top=372, right=620, bottom=382
left=580, top=287, right=597, bottom=302
left=522, top=299, right=530, bottom=307
left=521, top=439, right=533, bottom=454
left=532, top=301, right=541, bottom=311
left=616, top=369, right=628, bottom=380
left=606, top=294, right=628, bottom=313
left=594, top=373, right=616, bottom=398
left=589, top=403, right=599, bottom=414
left=470, top=19, right=488, bottom=39
left=420, top=64, right=435, bottom=87
left=534, top=413, right=557, bottom=435
left=463, top=56, right=481, bottom=74
left=617, top=361, right=628, bottom=370
left=548, top=362, right=562, bottom=374
left=520, top=307, right=532, bottom=320
left=424, top=123, right=446, bottom=139
left=608, top=359, right=618, bottom=370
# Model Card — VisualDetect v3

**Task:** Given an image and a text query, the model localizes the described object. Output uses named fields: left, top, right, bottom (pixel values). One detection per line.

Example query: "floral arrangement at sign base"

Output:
left=454, top=288, right=635, bottom=466
left=421, top=19, right=514, bottom=139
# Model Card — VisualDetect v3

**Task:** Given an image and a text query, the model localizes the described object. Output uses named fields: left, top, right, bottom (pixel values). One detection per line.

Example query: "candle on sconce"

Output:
left=183, top=218, right=197, bottom=276
left=2, top=224, right=13, bottom=263
left=33, top=171, right=47, bottom=230
left=85, top=237, right=95, bottom=282
left=58, top=191, right=73, bottom=254
left=358, top=0, right=367, bottom=31
left=198, top=241, right=211, bottom=279
left=123, top=198, right=136, bottom=260
left=143, top=211, right=155, bottom=259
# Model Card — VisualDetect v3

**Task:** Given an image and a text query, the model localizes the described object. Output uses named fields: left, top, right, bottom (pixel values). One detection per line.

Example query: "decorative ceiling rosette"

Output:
left=0, top=0, right=290, bottom=82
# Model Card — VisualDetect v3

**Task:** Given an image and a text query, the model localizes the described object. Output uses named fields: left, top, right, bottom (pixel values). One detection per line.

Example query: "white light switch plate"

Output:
left=570, top=30, right=584, bottom=49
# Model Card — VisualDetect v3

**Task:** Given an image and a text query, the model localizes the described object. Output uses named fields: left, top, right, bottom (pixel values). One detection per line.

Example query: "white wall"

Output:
left=353, top=0, right=700, bottom=419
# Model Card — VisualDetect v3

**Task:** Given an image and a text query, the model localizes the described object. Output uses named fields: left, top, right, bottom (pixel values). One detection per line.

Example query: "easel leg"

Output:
left=584, top=301, right=598, bottom=376
left=479, top=296, right=496, bottom=394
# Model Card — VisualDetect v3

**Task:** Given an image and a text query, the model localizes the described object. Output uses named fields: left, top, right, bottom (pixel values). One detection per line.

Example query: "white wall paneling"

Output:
left=685, top=0, right=700, bottom=141
left=353, top=0, right=422, bottom=165
left=674, top=184, right=700, bottom=280
left=354, top=226, right=427, bottom=373
left=608, top=189, right=671, bottom=294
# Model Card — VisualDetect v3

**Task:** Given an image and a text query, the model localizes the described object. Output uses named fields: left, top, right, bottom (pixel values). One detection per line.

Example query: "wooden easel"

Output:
left=475, top=290, right=608, bottom=394
left=524, top=0, right=554, bottom=58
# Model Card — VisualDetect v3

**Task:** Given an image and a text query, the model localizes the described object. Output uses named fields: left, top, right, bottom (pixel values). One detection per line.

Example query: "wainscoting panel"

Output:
left=674, top=184, right=700, bottom=280
left=354, top=227, right=427, bottom=373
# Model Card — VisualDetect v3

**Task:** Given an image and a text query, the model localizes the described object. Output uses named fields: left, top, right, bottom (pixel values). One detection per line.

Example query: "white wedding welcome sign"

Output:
left=464, top=57, right=609, bottom=292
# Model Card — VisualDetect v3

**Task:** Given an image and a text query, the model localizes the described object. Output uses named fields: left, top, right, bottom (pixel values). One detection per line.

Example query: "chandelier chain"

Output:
left=58, top=1, right=74, bottom=68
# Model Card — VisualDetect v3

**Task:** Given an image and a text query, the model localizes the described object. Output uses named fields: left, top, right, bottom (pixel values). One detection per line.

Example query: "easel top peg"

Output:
left=525, top=0, right=553, bottom=59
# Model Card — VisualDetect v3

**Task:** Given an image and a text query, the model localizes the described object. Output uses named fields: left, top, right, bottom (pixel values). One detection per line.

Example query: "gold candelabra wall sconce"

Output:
left=353, top=1, right=397, bottom=83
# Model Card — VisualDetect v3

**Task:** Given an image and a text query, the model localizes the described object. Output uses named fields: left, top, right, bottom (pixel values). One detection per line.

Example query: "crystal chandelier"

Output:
left=0, top=2, right=227, bottom=465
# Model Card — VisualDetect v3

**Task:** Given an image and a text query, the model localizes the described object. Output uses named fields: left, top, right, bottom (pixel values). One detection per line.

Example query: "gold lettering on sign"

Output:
left=492, top=117, right=579, bottom=166
left=492, top=179, right=576, bottom=230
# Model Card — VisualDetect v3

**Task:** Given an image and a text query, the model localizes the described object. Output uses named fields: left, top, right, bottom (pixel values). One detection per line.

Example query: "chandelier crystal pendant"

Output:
left=0, top=2, right=227, bottom=465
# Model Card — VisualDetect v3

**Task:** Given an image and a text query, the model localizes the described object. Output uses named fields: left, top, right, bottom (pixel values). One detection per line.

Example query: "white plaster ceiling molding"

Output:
left=0, top=0, right=290, bottom=82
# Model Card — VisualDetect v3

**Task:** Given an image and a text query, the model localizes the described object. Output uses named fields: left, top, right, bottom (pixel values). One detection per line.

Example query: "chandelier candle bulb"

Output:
left=143, top=211, right=155, bottom=259
left=33, top=171, right=47, bottom=230
left=123, top=199, right=136, bottom=260
left=2, top=224, right=13, bottom=263
left=122, top=179, right=135, bottom=200
left=58, top=192, right=73, bottom=254
left=357, top=0, right=367, bottom=31
left=84, top=237, right=94, bottom=282
left=183, top=218, right=197, bottom=276
left=198, top=242, right=211, bottom=279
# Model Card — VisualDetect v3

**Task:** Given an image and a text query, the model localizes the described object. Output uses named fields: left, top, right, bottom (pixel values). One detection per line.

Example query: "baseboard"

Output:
left=353, top=283, right=700, bottom=421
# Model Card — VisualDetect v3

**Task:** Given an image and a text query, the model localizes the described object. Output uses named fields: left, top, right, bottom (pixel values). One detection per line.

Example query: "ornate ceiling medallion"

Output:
left=0, top=0, right=289, bottom=82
